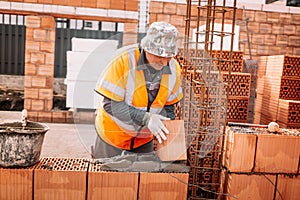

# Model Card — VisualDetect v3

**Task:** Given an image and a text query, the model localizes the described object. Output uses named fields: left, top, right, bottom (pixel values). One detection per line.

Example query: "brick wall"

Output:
left=223, top=126, right=300, bottom=199
left=4, top=0, right=139, bottom=11
left=24, top=15, right=72, bottom=123
left=240, top=10, right=300, bottom=59
left=148, top=2, right=300, bottom=59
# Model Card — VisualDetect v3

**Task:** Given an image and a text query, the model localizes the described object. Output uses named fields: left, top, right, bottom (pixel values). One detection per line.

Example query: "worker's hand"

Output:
left=147, top=114, right=170, bottom=144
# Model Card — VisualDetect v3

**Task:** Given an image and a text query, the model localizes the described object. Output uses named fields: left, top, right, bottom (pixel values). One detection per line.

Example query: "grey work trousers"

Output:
left=93, top=133, right=154, bottom=159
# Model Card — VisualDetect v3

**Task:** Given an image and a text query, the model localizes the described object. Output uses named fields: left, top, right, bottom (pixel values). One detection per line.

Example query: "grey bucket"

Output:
left=0, top=121, right=49, bottom=167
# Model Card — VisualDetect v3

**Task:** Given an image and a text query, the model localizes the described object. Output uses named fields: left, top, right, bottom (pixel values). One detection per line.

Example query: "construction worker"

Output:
left=94, top=22, right=183, bottom=158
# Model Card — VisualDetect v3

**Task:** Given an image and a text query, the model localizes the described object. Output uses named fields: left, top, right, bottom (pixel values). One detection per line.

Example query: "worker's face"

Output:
left=145, top=51, right=172, bottom=70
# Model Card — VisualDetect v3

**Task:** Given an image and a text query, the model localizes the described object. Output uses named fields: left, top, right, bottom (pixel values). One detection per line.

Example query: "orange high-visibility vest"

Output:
left=95, top=45, right=183, bottom=150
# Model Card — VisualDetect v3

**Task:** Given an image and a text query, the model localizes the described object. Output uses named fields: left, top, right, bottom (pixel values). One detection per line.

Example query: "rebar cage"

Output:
left=176, top=0, right=238, bottom=199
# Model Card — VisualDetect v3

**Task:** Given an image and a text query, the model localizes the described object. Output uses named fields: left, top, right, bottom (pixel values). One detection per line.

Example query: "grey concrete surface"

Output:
left=0, top=111, right=96, bottom=159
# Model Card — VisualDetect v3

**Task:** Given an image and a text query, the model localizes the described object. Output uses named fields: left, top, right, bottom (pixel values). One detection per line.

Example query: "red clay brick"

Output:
left=24, top=76, right=32, bottom=87
left=24, top=88, right=39, bottom=99
left=44, top=99, right=53, bottom=111
left=272, top=24, right=284, bottom=35
left=288, top=36, right=300, bottom=46
left=52, top=111, right=67, bottom=123
left=24, top=99, right=31, bottom=110
left=125, top=0, right=138, bottom=11
left=26, top=16, right=41, bottom=28
left=45, top=77, right=54, bottom=88
left=255, top=11, right=267, bottom=23
left=163, top=2, right=176, bottom=15
left=38, top=88, right=53, bottom=100
left=41, top=16, right=55, bottom=29
left=176, top=4, right=186, bottom=16
left=0, top=168, right=34, bottom=200
left=28, top=111, right=38, bottom=121
left=96, top=0, right=110, bottom=9
left=247, top=22, right=260, bottom=33
left=26, top=28, right=34, bottom=41
left=251, top=34, right=265, bottom=44
left=149, top=1, right=163, bottom=14
left=38, top=0, right=53, bottom=4
left=25, top=63, right=37, bottom=75
left=38, top=111, right=52, bottom=122
left=276, top=35, right=288, bottom=46
left=45, top=53, right=54, bottom=65
left=157, top=14, right=170, bottom=23
left=224, top=173, right=276, bottom=200
left=110, top=0, right=124, bottom=10
left=30, top=52, right=45, bottom=64
left=37, top=64, right=54, bottom=77
left=81, top=0, right=97, bottom=8
left=291, top=14, right=300, bottom=25
left=267, top=12, right=279, bottom=23
left=139, top=172, right=189, bottom=200
left=149, top=14, right=157, bottom=24
left=259, top=23, right=272, bottom=34
left=26, top=40, right=40, bottom=52
left=170, top=15, right=184, bottom=27
left=284, top=24, right=296, bottom=35
left=254, top=134, right=300, bottom=173
left=66, top=0, right=81, bottom=7
left=264, top=34, right=276, bottom=45
left=224, top=131, right=256, bottom=172
left=88, top=168, right=138, bottom=200
left=32, top=76, right=47, bottom=88
left=31, top=99, right=45, bottom=111
left=279, top=13, right=291, bottom=24
left=276, top=175, right=300, bottom=200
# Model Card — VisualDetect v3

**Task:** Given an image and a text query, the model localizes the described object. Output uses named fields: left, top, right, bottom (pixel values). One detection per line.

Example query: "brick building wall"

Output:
left=148, top=1, right=300, bottom=59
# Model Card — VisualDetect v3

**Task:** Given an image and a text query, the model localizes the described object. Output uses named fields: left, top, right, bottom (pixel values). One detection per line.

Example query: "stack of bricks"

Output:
left=24, top=15, right=72, bottom=123
left=222, top=126, right=300, bottom=199
left=0, top=157, right=189, bottom=200
left=254, top=55, right=300, bottom=129
left=175, top=48, right=251, bottom=123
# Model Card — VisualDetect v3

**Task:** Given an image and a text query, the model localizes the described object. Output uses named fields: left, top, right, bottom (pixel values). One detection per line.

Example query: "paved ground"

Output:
left=0, top=111, right=96, bottom=159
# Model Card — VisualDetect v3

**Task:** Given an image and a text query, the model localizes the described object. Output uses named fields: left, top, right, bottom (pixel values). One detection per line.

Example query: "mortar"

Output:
left=0, top=121, right=49, bottom=167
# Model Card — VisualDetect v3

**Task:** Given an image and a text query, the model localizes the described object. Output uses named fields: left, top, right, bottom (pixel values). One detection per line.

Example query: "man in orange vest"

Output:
left=94, top=21, right=183, bottom=158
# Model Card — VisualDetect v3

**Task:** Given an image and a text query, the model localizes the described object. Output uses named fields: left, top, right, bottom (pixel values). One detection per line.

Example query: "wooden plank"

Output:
left=254, top=134, right=300, bottom=173
left=155, top=120, right=187, bottom=161
left=139, top=172, right=189, bottom=200
left=225, top=173, right=276, bottom=200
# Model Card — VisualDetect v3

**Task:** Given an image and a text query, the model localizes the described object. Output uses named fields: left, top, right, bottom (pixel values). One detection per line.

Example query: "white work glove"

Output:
left=146, top=113, right=170, bottom=144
